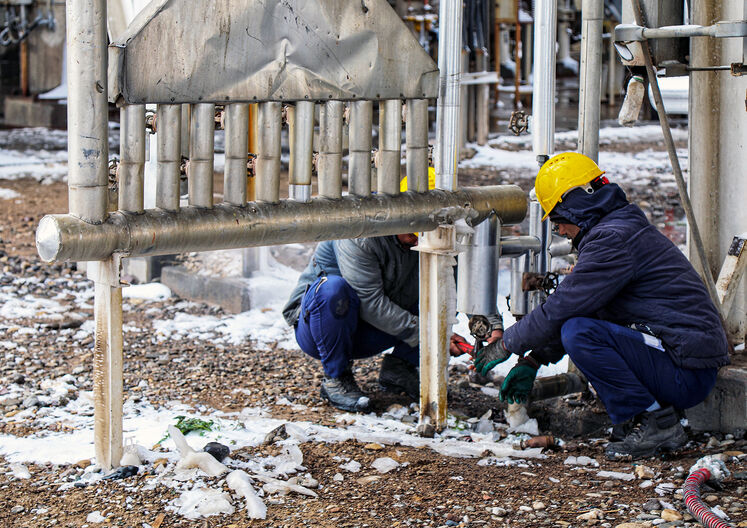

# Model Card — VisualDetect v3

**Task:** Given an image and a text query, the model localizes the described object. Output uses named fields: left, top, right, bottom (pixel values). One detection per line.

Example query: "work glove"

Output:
left=499, top=361, right=538, bottom=404
left=473, top=339, right=511, bottom=376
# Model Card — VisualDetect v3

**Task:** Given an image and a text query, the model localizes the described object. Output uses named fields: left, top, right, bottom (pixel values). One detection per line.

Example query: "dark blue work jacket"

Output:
left=503, top=184, right=730, bottom=370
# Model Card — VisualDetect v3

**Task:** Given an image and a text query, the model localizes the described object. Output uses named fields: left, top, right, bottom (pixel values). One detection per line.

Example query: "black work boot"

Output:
left=320, top=371, right=370, bottom=413
left=379, top=354, right=419, bottom=399
left=605, top=406, right=687, bottom=460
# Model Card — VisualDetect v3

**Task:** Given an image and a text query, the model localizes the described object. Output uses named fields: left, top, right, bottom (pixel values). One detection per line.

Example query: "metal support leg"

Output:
left=188, top=103, right=215, bottom=208
left=475, top=51, right=490, bottom=146
left=417, top=226, right=458, bottom=434
left=405, top=99, right=429, bottom=192
left=118, top=104, right=146, bottom=213
left=289, top=101, right=314, bottom=202
left=256, top=102, right=281, bottom=204
left=156, top=104, right=182, bottom=212
left=89, top=256, right=123, bottom=470
left=318, top=101, right=343, bottom=199
left=224, top=103, right=249, bottom=206
left=378, top=99, right=402, bottom=195
left=348, top=100, right=373, bottom=197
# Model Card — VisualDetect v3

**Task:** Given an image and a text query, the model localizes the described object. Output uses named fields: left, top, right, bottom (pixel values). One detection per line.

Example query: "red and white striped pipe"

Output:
left=683, top=467, right=733, bottom=528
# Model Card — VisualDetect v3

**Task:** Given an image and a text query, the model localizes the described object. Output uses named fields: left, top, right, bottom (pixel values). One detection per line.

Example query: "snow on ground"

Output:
left=0, top=148, right=69, bottom=183
left=0, top=187, right=20, bottom=199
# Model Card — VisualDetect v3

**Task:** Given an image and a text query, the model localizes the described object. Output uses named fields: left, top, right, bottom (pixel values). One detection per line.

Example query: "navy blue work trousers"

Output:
left=562, top=317, right=718, bottom=424
left=295, top=275, right=418, bottom=378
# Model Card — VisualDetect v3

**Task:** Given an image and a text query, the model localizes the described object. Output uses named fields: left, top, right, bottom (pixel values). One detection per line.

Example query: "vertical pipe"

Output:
left=378, top=99, right=403, bottom=195
left=459, top=51, right=470, bottom=150
left=405, top=99, right=429, bottom=192
left=513, top=17, right=522, bottom=109
left=457, top=215, right=500, bottom=315
left=188, top=103, right=215, bottom=208
left=289, top=101, right=314, bottom=202
left=510, top=253, right=530, bottom=316
left=118, top=104, right=145, bottom=213
left=577, top=0, right=604, bottom=163
left=531, top=0, right=557, bottom=165
left=607, top=34, right=617, bottom=106
left=348, top=100, right=373, bottom=197
left=434, top=0, right=463, bottom=191
left=475, top=52, right=490, bottom=145
left=419, top=0, right=464, bottom=434
left=224, top=103, right=249, bottom=206
left=66, top=0, right=109, bottom=223
left=318, top=100, right=343, bottom=199
left=156, top=104, right=182, bottom=211
left=255, top=102, right=281, bottom=203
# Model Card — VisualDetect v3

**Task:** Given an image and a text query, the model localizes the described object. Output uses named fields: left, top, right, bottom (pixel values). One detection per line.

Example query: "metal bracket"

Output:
left=508, top=110, right=529, bottom=135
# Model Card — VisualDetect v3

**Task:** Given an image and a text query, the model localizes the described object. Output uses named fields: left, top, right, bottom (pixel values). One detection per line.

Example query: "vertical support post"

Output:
left=224, top=103, right=249, bottom=206
left=417, top=226, right=458, bottom=434
left=418, top=0, right=464, bottom=434
left=188, top=103, right=215, bottom=208
left=348, top=100, right=373, bottom=197
left=577, top=0, right=604, bottom=163
left=118, top=104, right=146, bottom=213
left=378, top=99, right=403, bottom=195
left=156, top=104, right=182, bottom=212
left=89, top=257, right=123, bottom=470
left=255, top=102, right=282, bottom=204
left=531, top=0, right=557, bottom=166
left=405, top=99, right=429, bottom=192
left=318, top=101, right=344, bottom=199
left=475, top=52, right=490, bottom=146
left=607, top=33, right=617, bottom=106
left=459, top=51, right=470, bottom=150
left=66, top=0, right=109, bottom=223
left=289, top=101, right=314, bottom=202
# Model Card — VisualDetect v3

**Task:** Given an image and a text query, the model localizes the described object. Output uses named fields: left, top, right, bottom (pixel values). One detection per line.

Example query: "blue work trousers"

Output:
left=562, top=317, right=718, bottom=424
left=295, top=275, right=418, bottom=378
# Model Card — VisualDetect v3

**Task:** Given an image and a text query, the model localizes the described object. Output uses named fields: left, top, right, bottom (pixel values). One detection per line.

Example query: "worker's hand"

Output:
left=449, top=333, right=471, bottom=356
left=499, top=363, right=538, bottom=404
left=486, top=329, right=503, bottom=345
left=473, top=339, right=512, bottom=376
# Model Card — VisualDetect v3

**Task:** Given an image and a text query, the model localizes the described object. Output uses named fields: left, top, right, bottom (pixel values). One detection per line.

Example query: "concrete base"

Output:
left=686, top=354, right=747, bottom=434
left=3, top=96, right=66, bottom=129
left=122, top=256, right=174, bottom=285
left=161, top=266, right=252, bottom=314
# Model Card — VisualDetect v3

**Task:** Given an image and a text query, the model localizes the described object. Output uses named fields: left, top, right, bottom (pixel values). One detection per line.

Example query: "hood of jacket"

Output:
left=552, top=183, right=630, bottom=243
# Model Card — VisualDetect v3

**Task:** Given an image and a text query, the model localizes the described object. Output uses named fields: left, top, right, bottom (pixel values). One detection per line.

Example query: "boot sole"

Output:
left=605, top=438, right=686, bottom=461
left=320, top=386, right=369, bottom=413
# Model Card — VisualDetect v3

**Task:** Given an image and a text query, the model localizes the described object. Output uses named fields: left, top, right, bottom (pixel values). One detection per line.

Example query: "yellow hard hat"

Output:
left=400, top=167, right=437, bottom=192
left=534, top=152, right=605, bottom=220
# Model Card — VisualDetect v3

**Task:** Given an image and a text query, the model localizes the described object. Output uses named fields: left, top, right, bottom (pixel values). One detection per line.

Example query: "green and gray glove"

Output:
left=499, top=359, right=538, bottom=404
left=473, top=339, right=512, bottom=376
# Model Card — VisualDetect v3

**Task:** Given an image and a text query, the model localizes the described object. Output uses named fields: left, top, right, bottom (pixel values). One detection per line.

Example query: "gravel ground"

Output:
left=0, top=127, right=744, bottom=528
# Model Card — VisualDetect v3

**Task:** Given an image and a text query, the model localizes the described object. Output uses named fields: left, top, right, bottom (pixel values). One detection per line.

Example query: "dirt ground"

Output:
left=0, top=136, right=745, bottom=528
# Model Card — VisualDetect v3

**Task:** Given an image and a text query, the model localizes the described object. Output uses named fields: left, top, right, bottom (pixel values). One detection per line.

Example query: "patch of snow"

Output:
left=0, top=187, right=20, bottom=199
left=169, top=487, right=235, bottom=519
left=122, top=282, right=172, bottom=301
left=86, top=511, right=106, bottom=523
left=371, top=457, right=400, bottom=474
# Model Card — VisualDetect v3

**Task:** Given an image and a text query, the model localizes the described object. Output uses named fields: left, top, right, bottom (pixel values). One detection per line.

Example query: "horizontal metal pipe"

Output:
left=156, top=104, right=182, bottom=212
left=348, top=100, right=373, bottom=197
left=224, top=103, right=249, bottom=206
left=500, top=236, right=541, bottom=255
left=118, top=104, right=145, bottom=213
left=530, top=372, right=587, bottom=401
left=406, top=99, right=429, bottom=192
left=377, top=99, right=402, bottom=196
left=256, top=102, right=281, bottom=203
left=37, top=186, right=527, bottom=262
left=188, top=103, right=215, bottom=208
left=290, top=101, right=314, bottom=202
left=318, top=100, right=343, bottom=199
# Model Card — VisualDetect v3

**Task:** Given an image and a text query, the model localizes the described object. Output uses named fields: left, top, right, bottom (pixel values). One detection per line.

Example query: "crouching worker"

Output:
left=283, top=234, right=470, bottom=412
left=473, top=152, right=729, bottom=459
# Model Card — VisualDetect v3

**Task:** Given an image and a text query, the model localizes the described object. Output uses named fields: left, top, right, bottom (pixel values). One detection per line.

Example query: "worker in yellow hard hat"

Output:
left=473, top=151, right=728, bottom=460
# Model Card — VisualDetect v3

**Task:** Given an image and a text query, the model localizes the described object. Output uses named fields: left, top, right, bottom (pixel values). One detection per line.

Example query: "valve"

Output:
left=508, top=110, right=529, bottom=135
left=522, top=272, right=559, bottom=296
